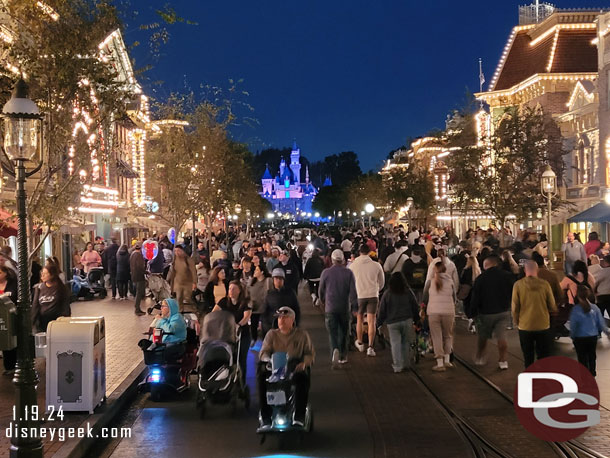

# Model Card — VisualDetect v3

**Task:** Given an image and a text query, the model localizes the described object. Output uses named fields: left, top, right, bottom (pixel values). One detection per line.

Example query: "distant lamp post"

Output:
left=365, top=203, right=375, bottom=228
left=406, top=196, right=414, bottom=228
left=2, top=79, right=44, bottom=457
left=540, top=165, right=557, bottom=263
left=187, top=184, right=198, bottom=255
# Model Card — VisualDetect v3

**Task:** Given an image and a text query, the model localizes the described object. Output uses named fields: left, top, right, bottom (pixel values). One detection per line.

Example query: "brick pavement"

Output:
left=0, top=295, right=152, bottom=457
left=452, top=319, right=610, bottom=456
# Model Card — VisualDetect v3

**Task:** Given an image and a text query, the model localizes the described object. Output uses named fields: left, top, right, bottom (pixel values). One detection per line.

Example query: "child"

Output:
left=569, top=284, right=610, bottom=376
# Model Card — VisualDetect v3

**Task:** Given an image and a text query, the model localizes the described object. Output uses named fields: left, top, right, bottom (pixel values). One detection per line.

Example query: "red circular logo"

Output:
left=514, top=356, right=599, bottom=442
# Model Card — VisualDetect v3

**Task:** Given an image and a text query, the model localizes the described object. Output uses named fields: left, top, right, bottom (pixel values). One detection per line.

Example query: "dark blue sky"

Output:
left=129, top=0, right=606, bottom=171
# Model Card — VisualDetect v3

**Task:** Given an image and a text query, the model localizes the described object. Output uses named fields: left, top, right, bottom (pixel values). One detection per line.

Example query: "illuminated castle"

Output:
left=260, top=141, right=322, bottom=215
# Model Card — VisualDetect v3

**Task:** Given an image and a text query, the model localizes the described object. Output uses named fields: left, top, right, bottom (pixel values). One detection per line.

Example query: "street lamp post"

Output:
left=365, top=203, right=374, bottom=228
left=406, top=196, right=414, bottom=229
left=2, top=79, right=43, bottom=457
left=541, top=165, right=557, bottom=265
left=187, top=184, right=198, bottom=256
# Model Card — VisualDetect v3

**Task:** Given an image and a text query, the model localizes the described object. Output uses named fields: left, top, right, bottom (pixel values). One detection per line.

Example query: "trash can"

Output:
left=57, top=316, right=106, bottom=400
left=0, top=294, right=17, bottom=351
left=46, top=318, right=105, bottom=413
left=34, top=332, right=47, bottom=358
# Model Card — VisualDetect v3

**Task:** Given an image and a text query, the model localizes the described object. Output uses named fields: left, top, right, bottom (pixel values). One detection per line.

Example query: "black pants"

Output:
left=117, top=280, right=129, bottom=298
left=518, top=329, right=552, bottom=367
left=307, top=280, right=320, bottom=296
left=3, top=349, right=16, bottom=371
left=109, top=273, right=117, bottom=298
left=250, top=314, right=262, bottom=342
left=257, top=366, right=310, bottom=420
left=596, top=295, right=610, bottom=322
left=573, top=335, right=598, bottom=376
left=134, top=280, right=146, bottom=312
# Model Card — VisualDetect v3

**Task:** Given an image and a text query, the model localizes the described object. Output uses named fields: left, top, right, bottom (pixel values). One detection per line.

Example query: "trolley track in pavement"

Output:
left=451, top=352, right=609, bottom=458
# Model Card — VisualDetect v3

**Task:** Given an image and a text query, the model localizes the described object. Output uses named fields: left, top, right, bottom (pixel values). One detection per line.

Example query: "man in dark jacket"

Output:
left=262, top=268, right=301, bottom=335
left=102, top=239, right=119, bottom=299
left=130, top=243, right=147, bottom=315
left=469, top=254, right=515, bottom=369
left=401, top=246, right=428, bottom=303
left=279, top=250, right=301, bottom=293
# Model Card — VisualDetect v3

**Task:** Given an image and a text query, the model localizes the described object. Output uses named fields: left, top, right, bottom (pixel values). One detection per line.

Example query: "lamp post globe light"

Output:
left=364, top=203, right=374, bottom=228
left=187, top=184, right=198, bottom=256
left=2, top=79, right=44, bottom=457
left=406, top=196, right=414, bottom=228
left=540, top=165, right=557, bottom=264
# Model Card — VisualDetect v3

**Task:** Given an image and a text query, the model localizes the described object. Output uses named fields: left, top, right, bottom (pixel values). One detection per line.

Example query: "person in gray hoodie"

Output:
left=319, top=249, right=358, bottom=367
left=562, top=232, right=586, bottom=276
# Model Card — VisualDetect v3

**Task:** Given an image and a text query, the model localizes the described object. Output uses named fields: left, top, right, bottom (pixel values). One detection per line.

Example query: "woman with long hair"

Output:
left=378, top=272, right=420, bottom=373
left=423, top=262, right=457, bottom=372
left=214, top=280, right=252, bottom=380
left=560, top=260, right=595, bottom=306
left=458, top=253, right=481, bottom=317
left=203, top=266, right=228, bottom=312
left=570, top=284, right=610, bottom=376
left=32, top=263, right=70, bottom=333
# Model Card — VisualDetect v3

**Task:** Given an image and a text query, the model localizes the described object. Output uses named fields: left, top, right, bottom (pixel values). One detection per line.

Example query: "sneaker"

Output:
left=432, top=365, right=446, bottom=372
left=355, top=341, right=365, bottom=352
left=338, top=358, right=348, bottom=364
left=367, top=347, right=376, bottom=357
left=498, top=361, right=509, bottom=370
left=135, top=310, right=145, bottom=316
left=311, top=293, right=317, bottom=302
left=331, top=348, right=339, bottom=368
left=506, top=325, right=513, bottom=330
left=260, top=417, right=272, bottom=429
left=393, top=367, right=403, bottom=373
left=474, top=358, right=486, bottom=366
left=444, top=361, right=454, bottom=368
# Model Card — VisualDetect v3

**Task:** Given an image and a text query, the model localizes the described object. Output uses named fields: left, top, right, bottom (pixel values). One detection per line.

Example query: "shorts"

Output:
left=476, top=311, right=510, bottom=340
left=358, top=297, right=379, bottom=315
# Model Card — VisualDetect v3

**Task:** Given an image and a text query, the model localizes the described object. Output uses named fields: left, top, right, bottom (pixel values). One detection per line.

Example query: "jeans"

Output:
left=257, top=365, right=310, bottom=420
left=518, top=328, right=552, bottom=367
left=117, top=280, right=128, bottom=299
left=134, top=280, right=146, bottom=312
left=250, top=313, right=261, bottom=342
left=325, top=312, right=350, bottom=360
left=238, top=326, right=251, bottom=382
left=387, top=319, right=414, bottom=371
left=573, top=335, right=598, bottom=376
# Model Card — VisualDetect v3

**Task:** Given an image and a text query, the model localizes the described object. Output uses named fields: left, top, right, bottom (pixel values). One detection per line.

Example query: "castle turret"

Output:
left=261, top=163, right=273, bottom=195
left=290, top=140, right=301, bottom=184
left=279, top=156, right=286, bottom=178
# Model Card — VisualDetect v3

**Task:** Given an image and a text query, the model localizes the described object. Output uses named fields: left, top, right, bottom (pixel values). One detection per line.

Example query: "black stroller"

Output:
left=195, top=310, right=250, bottom=418
left=68, top=267, right=107, bottom=300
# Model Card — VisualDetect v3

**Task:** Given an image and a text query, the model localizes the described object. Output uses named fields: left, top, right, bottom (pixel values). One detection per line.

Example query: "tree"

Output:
left=146, top=92, right=262, bottom=231
left=445, top=105, right=566, bottom=225
left=383, top=155, right=435, bottom=213
left=312, top=185, right=346, bottom=216
left=345, top=172, right=388, bottom=213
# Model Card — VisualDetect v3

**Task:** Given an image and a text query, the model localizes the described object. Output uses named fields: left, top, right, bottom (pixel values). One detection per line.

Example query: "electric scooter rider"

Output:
left=139, top=298, right=187, bottom=360
left=258, top=306, right=315, bottom=428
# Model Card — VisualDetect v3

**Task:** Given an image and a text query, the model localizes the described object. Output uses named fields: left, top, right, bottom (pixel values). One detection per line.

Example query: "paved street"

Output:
left=0, top=295, right=153, bottom=457
left=88, top=285, right=601, bottom=458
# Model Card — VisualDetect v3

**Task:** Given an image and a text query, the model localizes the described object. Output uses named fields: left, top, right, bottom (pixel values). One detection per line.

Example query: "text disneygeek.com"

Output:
left=5, top=424, right=132, bottom=441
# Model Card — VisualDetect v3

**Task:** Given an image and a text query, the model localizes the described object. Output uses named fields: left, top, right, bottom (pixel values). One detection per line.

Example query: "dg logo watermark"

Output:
left=514, top=356, right=600, bottom=442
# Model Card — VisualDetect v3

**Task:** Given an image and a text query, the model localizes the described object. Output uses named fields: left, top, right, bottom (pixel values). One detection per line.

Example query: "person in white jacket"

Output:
left=349, top=244, right=385, bottom=356
left=423, top=262, right=457, bottom=372
left=425, top=248, right=459, bottom=291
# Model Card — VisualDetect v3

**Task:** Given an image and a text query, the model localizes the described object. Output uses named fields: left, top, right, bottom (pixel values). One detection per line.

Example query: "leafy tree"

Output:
left=312, top=185, right=346, bottom=215
left=445, top=106, right=566, bottom=225
left=383, top=155, right=435, bottom=214
left=345, top=172, right=388, bottom=214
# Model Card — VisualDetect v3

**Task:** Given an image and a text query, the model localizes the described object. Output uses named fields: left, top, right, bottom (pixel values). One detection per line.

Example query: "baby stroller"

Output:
left=68, top=267, right=106, bottom=300
left=195, top=310, right=250, bottom=418
left=146, top=273, right=172, bottom=315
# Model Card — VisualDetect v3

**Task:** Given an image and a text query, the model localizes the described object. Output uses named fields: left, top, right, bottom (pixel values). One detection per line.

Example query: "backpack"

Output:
left=564, top=275, right=594, bottom=306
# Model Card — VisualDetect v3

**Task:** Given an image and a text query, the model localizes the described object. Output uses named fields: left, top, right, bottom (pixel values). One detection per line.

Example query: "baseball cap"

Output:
left=271, top=268, right=285, bottom=278
left=275, top=306, right=295, bottom=318
left=331, top=249, right=344, bottom=262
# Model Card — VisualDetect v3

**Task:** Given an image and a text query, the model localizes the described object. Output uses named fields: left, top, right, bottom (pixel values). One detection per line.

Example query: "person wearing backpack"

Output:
left=401, top=246, right=428, bottom=303
left=559, top=260, right=595, bottom=307
left=570, top=284, right=610, bottom=376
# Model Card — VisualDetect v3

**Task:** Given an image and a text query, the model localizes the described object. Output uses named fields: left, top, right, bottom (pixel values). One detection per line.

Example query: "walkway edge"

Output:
left=51, top=361, right=147, bottom=458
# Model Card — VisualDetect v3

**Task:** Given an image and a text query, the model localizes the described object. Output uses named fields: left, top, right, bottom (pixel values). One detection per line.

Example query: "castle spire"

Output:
left=305, top=165, right=309, bottom=183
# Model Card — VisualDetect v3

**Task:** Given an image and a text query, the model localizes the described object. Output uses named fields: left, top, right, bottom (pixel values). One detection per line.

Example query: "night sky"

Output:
left=129, top=0, right=607, bottom=172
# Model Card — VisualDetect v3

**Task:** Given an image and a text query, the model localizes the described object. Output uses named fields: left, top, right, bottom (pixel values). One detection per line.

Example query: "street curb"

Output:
left=51, top=361, right=147, bottom=458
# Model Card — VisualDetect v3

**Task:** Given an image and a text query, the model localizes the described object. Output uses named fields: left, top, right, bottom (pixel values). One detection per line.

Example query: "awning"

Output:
left=567, top=202, right=610, bottom=223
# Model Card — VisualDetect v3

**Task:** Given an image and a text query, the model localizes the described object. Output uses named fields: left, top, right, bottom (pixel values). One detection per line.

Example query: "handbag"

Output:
left=456, top=283, right=471, bottom=301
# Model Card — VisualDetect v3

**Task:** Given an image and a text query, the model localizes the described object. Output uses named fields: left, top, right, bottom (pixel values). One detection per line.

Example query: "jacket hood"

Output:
left=165, top=298, right=180, bottom=317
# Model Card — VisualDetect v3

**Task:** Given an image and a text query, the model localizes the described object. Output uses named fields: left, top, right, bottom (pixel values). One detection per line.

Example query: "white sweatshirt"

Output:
left=349, top=254, right=385, bottom=299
